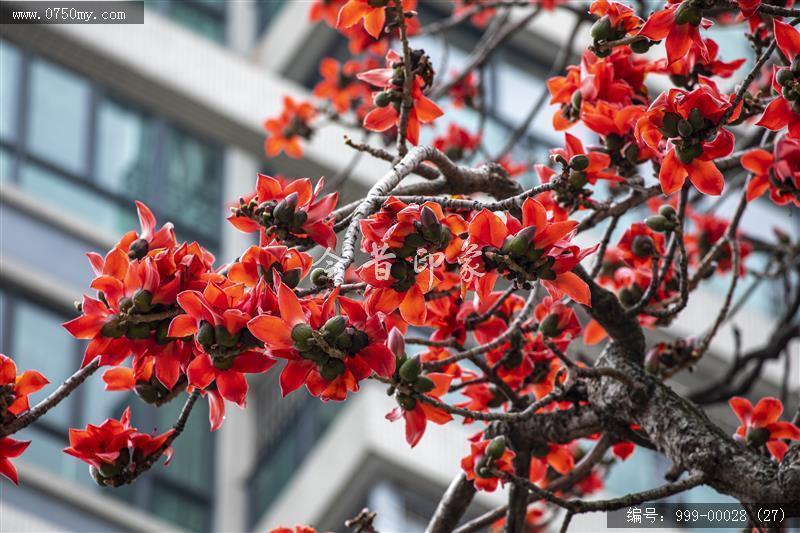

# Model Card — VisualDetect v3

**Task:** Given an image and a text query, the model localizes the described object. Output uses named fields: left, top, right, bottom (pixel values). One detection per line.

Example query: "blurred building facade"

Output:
left=0, top=1, right=796, bottom=532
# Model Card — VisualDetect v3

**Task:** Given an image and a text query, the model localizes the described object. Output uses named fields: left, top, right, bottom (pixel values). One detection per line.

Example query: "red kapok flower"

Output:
left=757, top=20, right=800, bottom=140
left=63, top=407, right=174, bottom=481
left=169, top=282, right=276, bottom=406
left=248, top=285, right=394, bottom=400
left=264, top=97, right=317, bottom=159
left=0, top=353, right=48, bottom=420
left=636, top=82, right=738, bottom=195
left=309, top=0, right=346, bottom=26
left=358, top=50, right=443, bottom=145
left=227, top=243, right=313, bottom=288
left=590, top=0, right=643, bottom=35
left=386, top=371, right=453, bottom=447
left=461, top=437, right=515, bottom=492
left=529, top=442, right=575, bottom=482
left=638, top=0, right=712, bottom=66
left=741, top=135, right=800, bottom=207
left=116, top=201, right=176, bottom=260
left=313, top=57, right=372, bottom=114
left=729, top=396, right=800, bottom=461
left=229, top=174, right=338, bottom=249
left=0, top=438, right=30, bottom=485
left=336, top=0, right=413, bottom=38
left=465, top=198, right=595, bottom=306
left=433, top=124, right=480, bottom=161
left=617, top=223, right=665, bottom=268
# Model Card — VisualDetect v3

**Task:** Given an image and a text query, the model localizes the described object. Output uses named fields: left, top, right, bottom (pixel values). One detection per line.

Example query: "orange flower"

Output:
left=638, top=0, right=712, bottom=66
left=730, top=396, right=800, bottom=461
left=461, top=437, right=515, bottom=492
left=741, top=135, right=800, bottom=207
left=0, top=353, right=48, bottom=419
left=0, top=438, right=30, bottom=485
left=264, top=97, right=316, bottom=159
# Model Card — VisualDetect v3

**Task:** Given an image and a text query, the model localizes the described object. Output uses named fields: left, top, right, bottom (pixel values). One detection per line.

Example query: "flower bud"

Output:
left=677, top=119, right=694, bottom=138
left=624, top=143, right=639, bottom=165
left=281, top=268, right=301, bottom=289
left=486, top=436, right=507, bottom=459
left=688, top=108, right=705, bottom=130
left=414, top=375, right=435, bottom=393
left=126, top=322, right=151, bottom=340
left=777, top=68, right=795, bottom=87
left=310, top=268, right=329, bottom=287
left=569, top=154, right=590, bottom=171
left=645, top=215, right=670, bottom=232
left=661, top=112, right=681, bottom=138
left=128, top=238, right=149, bottom=260
left=320, top=357, right=346, bottom=381
left=658, top=204, right=677, bottom=219
left=420, top=205, right=439, bottom=228
left=396, top=393, right=417, bottom=411
left=674, top=1, right=700, bottom=25
left=399, top=355, right=422, bottom=382
left=568, top=170, right=588, bottom=189
left=101, top=317, right=126, bottom=339
left=630, top=38, right=651, bottom=54
left=374, top=91, right=392, bottom=107
left=631, top=234, right=656, bottom=257
left=745, top=427, right=770, bottom=447
left=538, top=313, right=563, bottom=338
left=322, top=316, right=347, bottom=339
left=215, top=325, right=240, bottom=348
left=605, top=133, right=624, bottom=151
left=197, top=321, right=215, bottom=346
left=591, top=15, right=613, bottom=41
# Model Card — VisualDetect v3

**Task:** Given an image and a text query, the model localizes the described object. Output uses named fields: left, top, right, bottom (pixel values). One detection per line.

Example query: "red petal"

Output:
left=15, top=370, right=49, bottom=396
left=216, top=371, right=248, bottom=407
left=658, top=149, right=687, bottom=195
left=187, top=355, right=216, bottom=389
left=751, top=397, right=783, bottom=427
left=548, top=271, right=591, bottom=307
left=774, top=19, right=800, bottom=62
left=729, top=396, right=753, bottom=426
left=687, top=160, right=724, bottom=196
left=279, top=359, right=314, bottom=396
left=102, top=367, right=136, bottom=391
left=247, top=316, right=294, bottom=349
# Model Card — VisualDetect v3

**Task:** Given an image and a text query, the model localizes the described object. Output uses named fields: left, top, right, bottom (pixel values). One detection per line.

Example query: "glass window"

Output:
left=169, top=1, right=225, bottom=43
left=95, top=98, right=154, bottom=199
left=155, top=398, right=212, bottom=487
left=26, top=59, right=90, bottom=174
left=0, top=40, right=20, bottom=141
left=151, top=484, right=210, bottom=531
left=10, top=300, right=78, bottom=428
left=0, top=146, right=14, bottom=185
left=19, top=163, right=138, bottom=235
left=162, top=127, right=222, bottom=238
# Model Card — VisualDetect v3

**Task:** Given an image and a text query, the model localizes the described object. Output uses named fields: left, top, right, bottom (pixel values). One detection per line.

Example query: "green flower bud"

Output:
left=658, top=204, right=677, bottom=218
left=661, top=112, right=681, bottom=138
left=630, top=38, right=651, bottom=54
left=777, top=68, right=795, bottom=87
left=605, top=133, right=624, bottom=151
left=399, top=355, right=422, bottom=382
left=420, top=205, right=439, bottom=228
left=591, top=15, right=613, bottom=41
left=688, top=108, right=705, bottom=130
left=321, top=316, right=347, bottom=338
left=644, top=347, right=661, bottom=374
left=645, top=215, right=670, bottom=232
left=745, top=427, right=770, bottom=447
left=351, top=330, right=370, bottom=353
left=101, top=317, right=126, bottom=339
left=281, top=268, right=301, bottom=289
left=197, top=321, right=215, bottom=346
left=414, top=375, right=436, bottom=393
left=632, top=234, right=656, bottom=257
left=674, top=2, right=701, bottom=25
left=213, top=356, right=234, bottom=370
left=119, top=297, right=134, bottom=314
left=404, top=232, right=426, bottom=249
left=374, top=90, right=392, bottom=108
left=135, top=382, right=161, bottom=404
left=126, top=322, right=151, bottom=340
left=569, top=170, right=589, bottom=189
left=677, top=119, right=694, bottom=138
left=215, top=325, right=240, bottom=348
left=486, top=436, right=507, bottom=460
left=320, top=358, right=346, bottom=381
left=396, top=393, right=417, bottom=411
left=569, top=154, right=590, bottom=171
left=155, top=319, right=171, bottom=345
left=128, top=238, right=149, bottom=260
left=538, top=313, right=563, bottom=338
left=310, top=268, right=329, bottom=287
left=335, top=332, right=352, bottom=350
